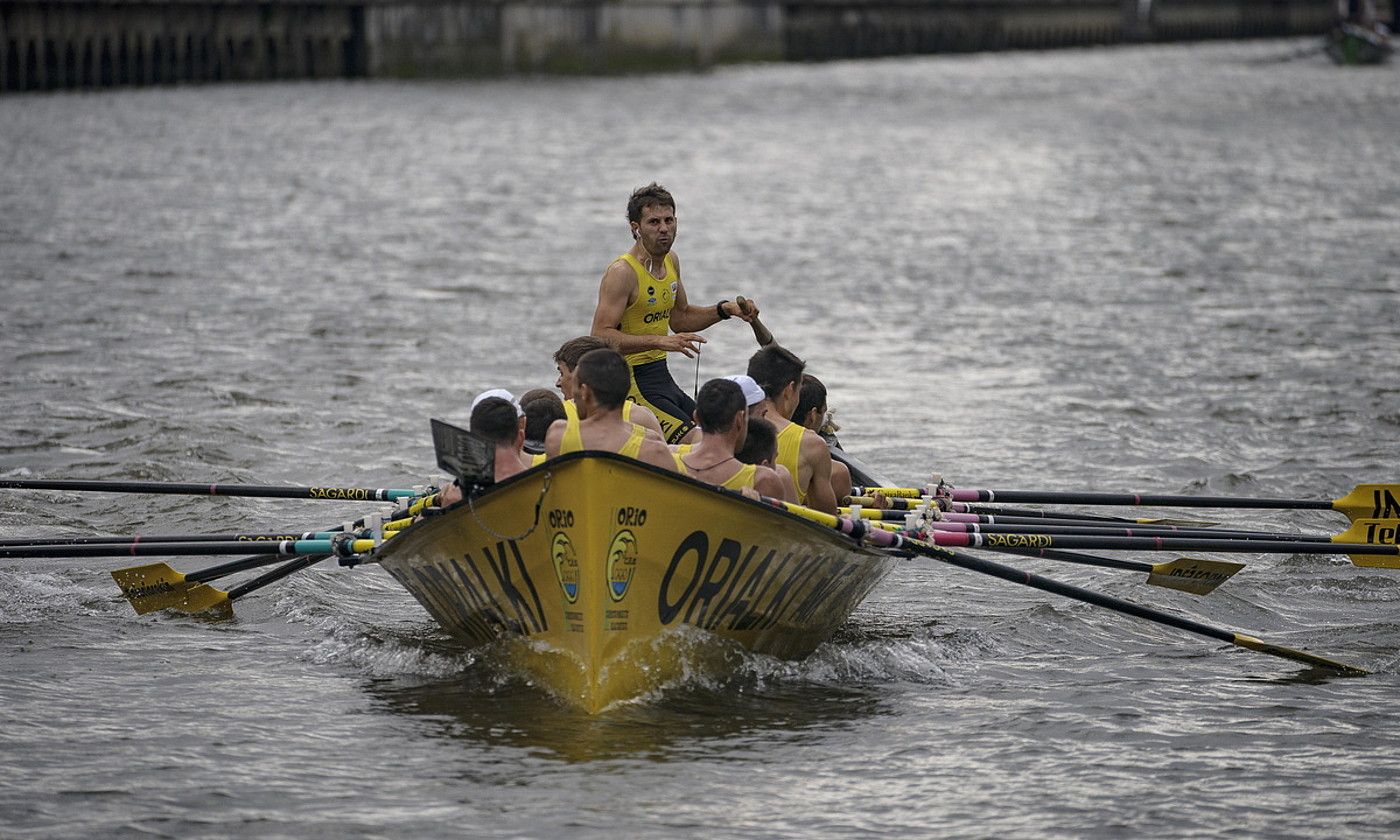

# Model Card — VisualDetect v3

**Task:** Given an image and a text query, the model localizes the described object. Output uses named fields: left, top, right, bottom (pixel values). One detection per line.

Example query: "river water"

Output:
left=3, top=38, right=1400, bottom=838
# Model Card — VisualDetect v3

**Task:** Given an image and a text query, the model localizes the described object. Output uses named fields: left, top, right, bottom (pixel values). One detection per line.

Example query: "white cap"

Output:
left=470, top=388, right=524, bottom=417
left=723, top=374, right=765, bottom=407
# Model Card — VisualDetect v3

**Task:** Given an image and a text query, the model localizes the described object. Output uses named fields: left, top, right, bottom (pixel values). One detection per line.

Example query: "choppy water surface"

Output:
left=3, top=39, right=1400, bottom=838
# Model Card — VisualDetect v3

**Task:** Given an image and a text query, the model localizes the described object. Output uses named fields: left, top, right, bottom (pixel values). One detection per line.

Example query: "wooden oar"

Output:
left=1, top=538, right=376, bottom=560
left=846, top=508, right=1246, bottom=593
left=915, top=529, right=1400, bottom=569
left=766, top=497, right=1366, bottom=675
left=113, top=552, right=336, bottom=616
left=0, top=477, right=426, bottom=502
left=109, top=505, right=419, bottom=615
left=992, top=548, right=1244, bottom=596
left=0, top=531, right=348, bottom=548
left=860, top=482, right=1400, bottom=523
left=909, top=518, right=1378, bottom=545
left=846, top=496, right=1219, bottom=526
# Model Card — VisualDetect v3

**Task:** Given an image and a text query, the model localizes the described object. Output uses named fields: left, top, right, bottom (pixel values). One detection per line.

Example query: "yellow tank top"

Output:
left=616, top=252, right=677, bottom=366
left=720, top=464, right=758, bottom=492
left=531, top=452, right=547, bottom=467
left=560, top=411, right=648, bottom=459
left=671, top=451, right=689, bottom=475
left=775, top=421, right=806, bottom=504
left=563, top=399, right=579, bottom=421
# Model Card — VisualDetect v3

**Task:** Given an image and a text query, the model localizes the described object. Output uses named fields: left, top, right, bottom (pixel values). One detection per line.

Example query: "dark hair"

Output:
left=694, top=379, right=746, bottom=435
left=574, top=348, right=630, bottom=409
left=627, top=183, right=675, bottom=224
left=736, top=417, right=778, bottom=465
left=792, top=374, right=828, bottom=425
left=553, top=336, right=609, bottom=369
left=519, top=389, right=566, bottom=443
left=746, top=345, right=806, bottom=399
left=470, top=398, right=520, bottom=446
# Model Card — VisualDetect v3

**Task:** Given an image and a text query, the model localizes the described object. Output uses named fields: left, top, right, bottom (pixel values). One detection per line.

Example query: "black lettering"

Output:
left=659, top=530, right=708, bottom=624
left=1365, top=522, right=1399, bottom=545
left=759, top=554, right=821, bottom=630
left=791, top=560, right=856, bottom=623
left=704, top=544, right=758, bottom=630
left=509, top=540, right=548, bottom=632
left=684, top=537, right=744, bottom=626
left=741, top=551, right=797, bottom=630
left=1372, top=489, right=1400, bottom=519
left=725, top=548, right=777, bottom=631
left=442, top=557, right=500, bottom=637
left=482, top=541, right=543, bottom=633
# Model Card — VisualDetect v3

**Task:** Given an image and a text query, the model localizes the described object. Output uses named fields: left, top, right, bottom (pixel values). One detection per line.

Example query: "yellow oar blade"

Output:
left=1145, top=557, right=1244, bottom=595
left=1332, top=519, right=1400, bottom=568
left=1335, top=484, right=1400, bottom=522
left=112, top=562, right=232, bottom=616
left=1232, top=634, right=1368, bottom=676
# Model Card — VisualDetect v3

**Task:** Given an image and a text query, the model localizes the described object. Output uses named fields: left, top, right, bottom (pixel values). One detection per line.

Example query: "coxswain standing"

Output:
left=591, top=183, right=762, bottom=444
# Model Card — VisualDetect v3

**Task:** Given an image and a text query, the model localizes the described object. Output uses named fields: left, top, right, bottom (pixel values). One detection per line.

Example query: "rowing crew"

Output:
left=440, top=342, right=855, bottom=512
left=438, top=181, right=865, bottom=511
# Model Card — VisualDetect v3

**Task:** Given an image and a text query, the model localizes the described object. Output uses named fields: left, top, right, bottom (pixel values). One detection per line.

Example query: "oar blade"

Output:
left=1333, top=519, right=1400, bottom=568
left=1145, top=557, right=1244, bottom=595
left=1335, top=485, right=1400, bottom=522
left=112, top=563, right=231, bottom=616
left=1232, top=634, right=1368, bottom=676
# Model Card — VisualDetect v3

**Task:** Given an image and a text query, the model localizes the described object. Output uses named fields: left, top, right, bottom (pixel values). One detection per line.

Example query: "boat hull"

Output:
left=372, top=452, right=899, bottom=712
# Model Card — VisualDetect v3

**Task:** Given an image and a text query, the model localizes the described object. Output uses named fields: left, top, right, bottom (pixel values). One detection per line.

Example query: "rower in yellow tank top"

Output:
left=720, top=463, right=758, bottom=492
left=774, top=421, right=807, bottom=504
left=560, top=407, right=648, bottom=458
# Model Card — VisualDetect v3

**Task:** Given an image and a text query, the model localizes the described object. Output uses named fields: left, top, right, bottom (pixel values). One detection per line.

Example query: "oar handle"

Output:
left=0, top=478, right=423, bottom=502
left=735, top=296, right=774, bottom=347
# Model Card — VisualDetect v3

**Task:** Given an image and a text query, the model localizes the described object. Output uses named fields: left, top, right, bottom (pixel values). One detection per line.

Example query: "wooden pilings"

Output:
left=0, top=3, right=365, bottom=92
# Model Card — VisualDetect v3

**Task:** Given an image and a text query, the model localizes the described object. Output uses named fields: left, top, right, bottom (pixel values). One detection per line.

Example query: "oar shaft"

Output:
left=0, top=539, right=371, bottom=559
left=947, top=488, right=1332, bottom=510
left=926, top=521, right=1328, bottom=542
left=933, top=531, right=1397, bottom=558
left=226, top=555, right=329, bottom=600
left=0, top=478, right=421, bottom=502
left=765, top=496, right=1361, bottom=673
left=0, top=532, right=345, bottom=548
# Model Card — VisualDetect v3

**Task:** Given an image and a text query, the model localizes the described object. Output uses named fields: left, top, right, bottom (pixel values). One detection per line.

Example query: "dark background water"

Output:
left=3, top=39, right=1400, bottom=838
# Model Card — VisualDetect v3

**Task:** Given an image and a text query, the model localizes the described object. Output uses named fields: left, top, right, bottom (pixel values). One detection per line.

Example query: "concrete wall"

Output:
left=363, top=0, right=784, bottom=75
left=0, top=0, right=1349, bottom=93
left=1, top=3, right=364, bottom=91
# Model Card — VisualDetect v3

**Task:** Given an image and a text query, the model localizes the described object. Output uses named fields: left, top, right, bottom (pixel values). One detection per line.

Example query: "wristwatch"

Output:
left=716, top=300, right=732, bottom=320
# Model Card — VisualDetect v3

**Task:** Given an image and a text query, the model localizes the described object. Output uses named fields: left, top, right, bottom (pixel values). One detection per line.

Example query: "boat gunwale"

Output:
left=375, top=449, right=893, bottom=563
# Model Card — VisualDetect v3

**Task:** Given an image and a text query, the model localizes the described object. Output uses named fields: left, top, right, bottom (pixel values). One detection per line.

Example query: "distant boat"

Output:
left=1325, top=21, right=1393, bottom=64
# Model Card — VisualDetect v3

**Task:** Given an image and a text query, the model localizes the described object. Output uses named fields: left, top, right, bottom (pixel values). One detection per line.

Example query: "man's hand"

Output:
left=659, top=332, right=707, bottom=358
left=729, top=297, right=761, bottom=323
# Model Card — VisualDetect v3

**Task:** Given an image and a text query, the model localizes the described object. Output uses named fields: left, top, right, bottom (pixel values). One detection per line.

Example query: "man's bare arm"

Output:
left=639, top=439, right=680, bottom=472
left=802, top=432, right=838, bottom=514
left=668, top=255, right=763, bottom=333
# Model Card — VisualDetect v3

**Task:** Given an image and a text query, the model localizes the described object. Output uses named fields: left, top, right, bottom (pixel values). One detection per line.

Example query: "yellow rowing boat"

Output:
left=372, top=451, right=900, bottom=713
